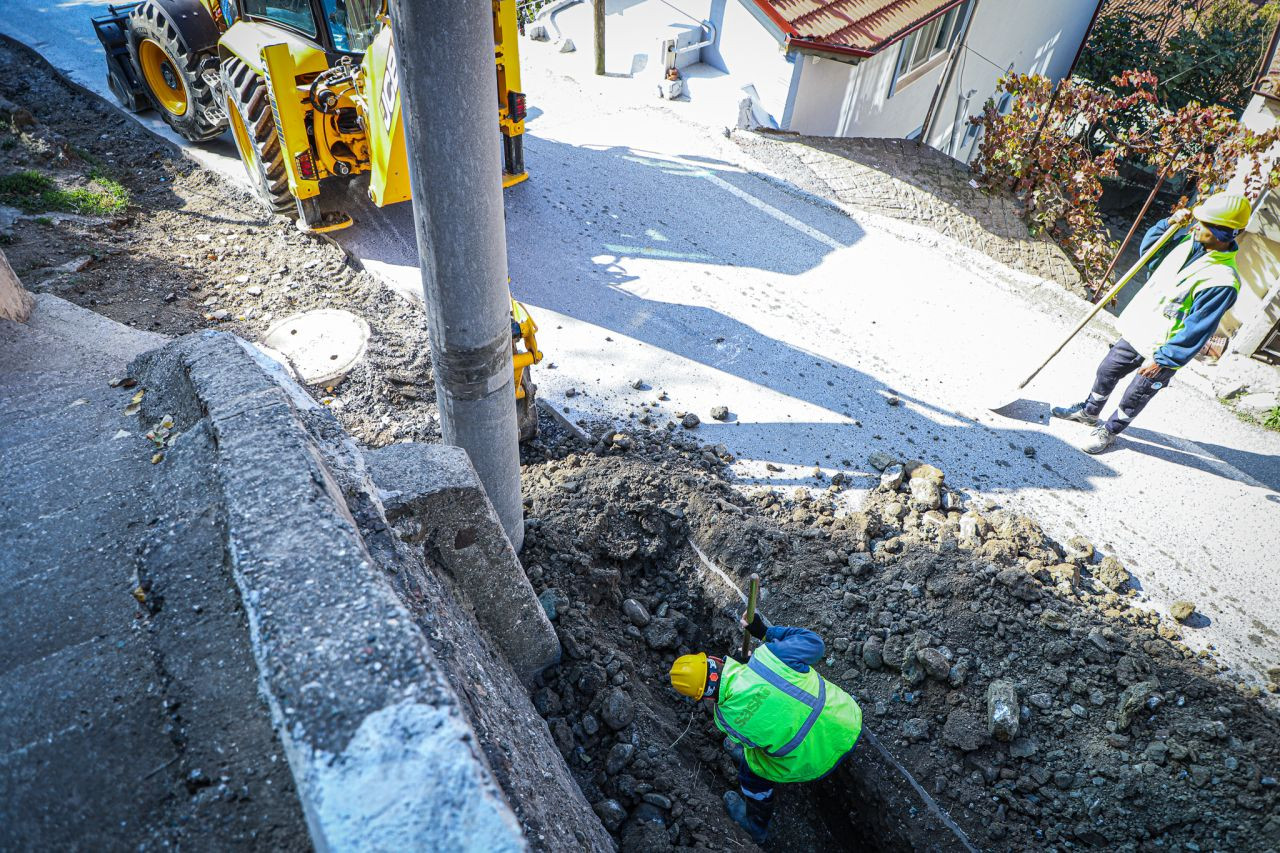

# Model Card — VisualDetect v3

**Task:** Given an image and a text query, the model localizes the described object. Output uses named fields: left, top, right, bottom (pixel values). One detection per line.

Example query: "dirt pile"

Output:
left=519, top=422, right=1280, bottom=851
left=519, top=423, right=859, bottom=850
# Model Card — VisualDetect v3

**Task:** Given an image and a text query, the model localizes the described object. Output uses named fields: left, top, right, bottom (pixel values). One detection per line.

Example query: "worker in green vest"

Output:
left=1052, top=192, right=1251, bottom=453
left=668, top=614, right=862, bottom=843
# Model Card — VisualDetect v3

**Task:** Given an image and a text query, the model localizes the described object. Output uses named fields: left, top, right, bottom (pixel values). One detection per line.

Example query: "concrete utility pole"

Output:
left=594, top=0, right=605, bottom=75
left=389, top=0, right=524, bottom=551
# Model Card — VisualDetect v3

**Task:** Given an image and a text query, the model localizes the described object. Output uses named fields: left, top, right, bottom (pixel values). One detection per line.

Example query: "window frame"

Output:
left=240, top=0, right=322, bottom=41
left=888, top=1, right=972, bottom=98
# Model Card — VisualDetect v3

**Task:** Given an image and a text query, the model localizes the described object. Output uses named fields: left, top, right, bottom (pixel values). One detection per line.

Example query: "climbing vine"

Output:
left=970, top=71, right=1280, bottom=284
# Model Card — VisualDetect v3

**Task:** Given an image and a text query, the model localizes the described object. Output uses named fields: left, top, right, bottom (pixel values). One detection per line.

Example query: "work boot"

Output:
left=1050, top=401, right=1099, bottom=426
left=723, top=791, right=769, bottom=844
left=1080, top=425, right=1116, bottom=454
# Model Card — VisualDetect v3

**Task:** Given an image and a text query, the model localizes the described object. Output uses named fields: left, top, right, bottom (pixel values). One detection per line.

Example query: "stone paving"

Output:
left=737, top=133, right=1088, bottom=296
left=0, top=296, right=308, bottom=850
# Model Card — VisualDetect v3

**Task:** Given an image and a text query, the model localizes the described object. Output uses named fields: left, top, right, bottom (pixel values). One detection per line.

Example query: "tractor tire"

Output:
left=127, top=0, right=225, bottom=141
left=221, top=56, right=294, bottom=216
left=516, top=367, right=539, bottom=443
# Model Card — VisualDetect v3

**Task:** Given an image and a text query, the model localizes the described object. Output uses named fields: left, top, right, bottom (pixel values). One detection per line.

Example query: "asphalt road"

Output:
left=7, top=1, right=1278, bottom=686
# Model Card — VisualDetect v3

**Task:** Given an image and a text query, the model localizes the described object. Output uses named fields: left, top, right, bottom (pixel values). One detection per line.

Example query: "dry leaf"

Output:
left=132, top=586, right=146, bottom=604
left=151, top=452, right=164, bottom=464
left=130, top=390, right=145, bottom=404
left=124, top=403, right=140, bottom=416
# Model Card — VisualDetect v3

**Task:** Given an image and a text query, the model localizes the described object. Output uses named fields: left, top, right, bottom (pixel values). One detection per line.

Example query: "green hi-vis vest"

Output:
left=1117, top=235, right=1241, bottom=367
left=713, top=645, right=862, bottom=784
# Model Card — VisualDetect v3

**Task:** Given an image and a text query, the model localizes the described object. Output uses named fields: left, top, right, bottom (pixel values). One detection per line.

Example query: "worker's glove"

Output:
left=739, top=612, right=767, bottom=641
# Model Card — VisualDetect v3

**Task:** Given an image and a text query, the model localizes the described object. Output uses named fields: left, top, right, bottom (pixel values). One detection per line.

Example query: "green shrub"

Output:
left=1265, top=406, right=1280, bottom=432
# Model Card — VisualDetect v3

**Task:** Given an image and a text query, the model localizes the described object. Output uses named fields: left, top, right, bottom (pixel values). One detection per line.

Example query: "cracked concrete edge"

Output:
left=366, top=441, right=562, bottom=683
left=128, top=331, right=528, bottom=852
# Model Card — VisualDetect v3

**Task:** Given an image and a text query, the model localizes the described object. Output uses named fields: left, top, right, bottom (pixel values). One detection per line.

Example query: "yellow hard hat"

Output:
left=669, top=653, right=708, bottom=699
left=1192, top=192, right=1252, bottom=231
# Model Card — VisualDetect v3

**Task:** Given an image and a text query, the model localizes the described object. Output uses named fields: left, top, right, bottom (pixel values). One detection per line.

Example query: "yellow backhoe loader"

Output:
left=92, top=0, right=541, bottom=439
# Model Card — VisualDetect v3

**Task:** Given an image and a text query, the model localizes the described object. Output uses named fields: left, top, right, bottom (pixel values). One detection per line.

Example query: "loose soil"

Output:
left=4, top=36, right=1279, bottom=852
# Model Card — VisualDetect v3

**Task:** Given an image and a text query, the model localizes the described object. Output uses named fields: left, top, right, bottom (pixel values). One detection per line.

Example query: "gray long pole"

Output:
left=919, top=0, right=979, bottom=149
left=389, top=0, right=524, bottom=551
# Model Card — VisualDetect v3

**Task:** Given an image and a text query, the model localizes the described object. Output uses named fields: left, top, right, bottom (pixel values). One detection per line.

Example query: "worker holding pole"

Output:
left=1051, top=192, right=1251, bottom=454
left=668, top=597, right=862, bottom=844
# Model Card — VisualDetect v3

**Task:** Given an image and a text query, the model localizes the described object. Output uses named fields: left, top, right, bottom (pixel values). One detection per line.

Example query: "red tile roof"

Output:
left=750, top=0, right=969, bottom=57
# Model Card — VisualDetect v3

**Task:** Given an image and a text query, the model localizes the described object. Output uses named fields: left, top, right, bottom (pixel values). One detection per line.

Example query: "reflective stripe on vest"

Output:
left=714, top=703, right=763, bottom=750
left=745, top=655, right=826, bottom=758
left=716, top=648, right=862, bottom=784
left=714, top=652, right=827, bottom=759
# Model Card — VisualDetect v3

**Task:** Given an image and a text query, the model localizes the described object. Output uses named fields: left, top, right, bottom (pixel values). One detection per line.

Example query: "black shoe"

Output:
left=1050, top=401, right=1099, bottom=426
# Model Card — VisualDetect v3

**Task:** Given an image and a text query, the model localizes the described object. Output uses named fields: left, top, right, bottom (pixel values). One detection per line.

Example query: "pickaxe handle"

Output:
left=741, top=574, right=760, bottom=660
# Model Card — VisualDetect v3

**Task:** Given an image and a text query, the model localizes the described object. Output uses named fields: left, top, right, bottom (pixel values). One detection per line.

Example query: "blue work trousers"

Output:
left=1084, top=339, right=1176, bottom=434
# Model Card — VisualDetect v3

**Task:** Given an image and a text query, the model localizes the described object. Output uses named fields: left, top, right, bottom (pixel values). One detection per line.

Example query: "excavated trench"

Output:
left=517, top=417, right=970, bottom=851
left=518, top=410, right=1280, bottom=853
left=526, top=538, right=895, bottom=851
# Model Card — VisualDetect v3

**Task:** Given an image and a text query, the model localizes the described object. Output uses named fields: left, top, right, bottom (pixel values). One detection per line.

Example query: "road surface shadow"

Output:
left=995, top=400, right=1280, bottom=494
left=492, top=140, right=1117, bottom=494
left=1124, top=426, right=1280, bottom=493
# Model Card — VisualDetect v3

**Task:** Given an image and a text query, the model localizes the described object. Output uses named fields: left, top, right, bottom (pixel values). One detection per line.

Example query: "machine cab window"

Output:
left=240, top=0, right=318, bottom=39
left=239, top=0, right=380, bottom=53
left=322, top=0, right=381, bottom=53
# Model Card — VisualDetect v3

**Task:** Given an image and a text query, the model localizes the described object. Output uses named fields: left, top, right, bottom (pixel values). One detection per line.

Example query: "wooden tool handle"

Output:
left=1014, top=223, right=1182, bottom=392
left=740, top=574, right=760, bottom=660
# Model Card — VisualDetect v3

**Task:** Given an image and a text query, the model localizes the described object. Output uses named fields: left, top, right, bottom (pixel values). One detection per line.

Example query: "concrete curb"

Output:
left=366, top=442, right=561, bottom=683
left=131, top=331, right=528, bottom=852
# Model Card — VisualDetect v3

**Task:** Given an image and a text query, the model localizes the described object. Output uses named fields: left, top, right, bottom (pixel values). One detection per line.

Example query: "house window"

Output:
left=888, top=1, right=972, bottom=97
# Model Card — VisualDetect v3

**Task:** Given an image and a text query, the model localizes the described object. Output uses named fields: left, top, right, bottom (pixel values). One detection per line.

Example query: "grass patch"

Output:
left=1222, top=397, right=1280, bottom=433
left=0, top=168, right=129, bottom=216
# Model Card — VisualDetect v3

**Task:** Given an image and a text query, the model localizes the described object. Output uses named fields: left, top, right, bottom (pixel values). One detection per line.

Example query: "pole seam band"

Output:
left=435, top=328, right=511, bottom=401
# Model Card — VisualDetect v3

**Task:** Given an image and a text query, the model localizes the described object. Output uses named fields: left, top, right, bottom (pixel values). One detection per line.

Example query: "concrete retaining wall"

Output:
left=129, top=331, right=597, bottom=851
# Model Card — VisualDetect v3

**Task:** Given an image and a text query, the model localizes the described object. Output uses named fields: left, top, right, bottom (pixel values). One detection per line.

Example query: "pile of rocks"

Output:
left=694, top=452, right=1280, bottom=851
left=518, top=423, right=1280, bottom=851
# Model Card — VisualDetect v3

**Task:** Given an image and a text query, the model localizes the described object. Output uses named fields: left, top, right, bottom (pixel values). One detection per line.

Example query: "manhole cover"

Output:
left=260, top=309, right=370, bottom=385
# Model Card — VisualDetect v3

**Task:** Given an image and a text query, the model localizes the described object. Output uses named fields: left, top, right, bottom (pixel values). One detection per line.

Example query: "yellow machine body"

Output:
left=211, top=1, right=523, bottom=227
left=511, top=298, right=542, bottom=399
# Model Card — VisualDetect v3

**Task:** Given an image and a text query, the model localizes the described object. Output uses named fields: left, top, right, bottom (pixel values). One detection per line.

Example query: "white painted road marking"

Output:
left=700, top=171, right=846, bottom=252
left=1159, top=433, right=1270, bottom=491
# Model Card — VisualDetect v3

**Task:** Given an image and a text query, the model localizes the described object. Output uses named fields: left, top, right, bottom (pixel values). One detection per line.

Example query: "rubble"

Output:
left=517, top=420, right=1280, bottom=850
left=986, top=680, right=1020, bottom=742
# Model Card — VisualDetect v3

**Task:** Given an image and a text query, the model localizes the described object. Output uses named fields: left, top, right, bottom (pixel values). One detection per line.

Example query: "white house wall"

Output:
left=783, top=0, right=1099, bottom=154
left=1226, top=95, right=1280, bottom=355
left=704, top=0, right=799, bottom=128
left=788, top=49, right=936, bottom=138
left=943, top=0, right=1098, bottom=161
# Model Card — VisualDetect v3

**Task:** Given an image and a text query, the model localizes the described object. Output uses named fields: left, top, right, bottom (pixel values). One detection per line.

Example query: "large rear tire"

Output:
left=221, top=56, right=294, bottom=216
left=127, top=0, right=225, bottom=141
